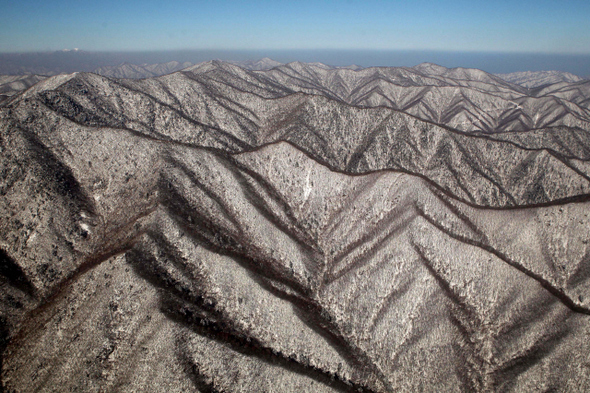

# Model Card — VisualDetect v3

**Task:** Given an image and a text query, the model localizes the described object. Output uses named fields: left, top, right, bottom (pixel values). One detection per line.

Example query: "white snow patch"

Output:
left=303, top=169, right=313, bottom=202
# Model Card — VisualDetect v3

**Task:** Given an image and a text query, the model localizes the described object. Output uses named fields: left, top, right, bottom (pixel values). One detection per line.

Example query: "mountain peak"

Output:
left=412, top=62, right=448, bottom=75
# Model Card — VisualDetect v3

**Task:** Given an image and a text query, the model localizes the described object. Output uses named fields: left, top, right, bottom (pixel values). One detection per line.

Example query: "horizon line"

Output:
left=2, top=48, right=590, bottom=56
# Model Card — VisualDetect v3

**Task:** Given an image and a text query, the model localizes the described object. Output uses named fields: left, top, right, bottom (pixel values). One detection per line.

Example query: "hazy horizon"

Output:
left=1, top=49, right=590, bottom=77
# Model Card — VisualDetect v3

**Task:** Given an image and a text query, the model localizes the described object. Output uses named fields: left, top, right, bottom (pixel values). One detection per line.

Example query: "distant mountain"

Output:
left=228, top=57, right=283, bottom=70
left=227, top=58, right=365, bottom=71
left=93, top=61, right=193, bottom=79
left=495, top=70, right=584, bottom=88
left=340, top=64, right=364, bottom=70
left=414, top=62, right=517, bottom=85
left=2, top=59, right=590, bottom=392
left=0, top=50, right=101, bottom=75
left=180, top=60, right=590, bottom=132
left=0, top=51, right=197, bottom=76
left=0, top=61, right=195, bottom=100
left=0, top=74, right=48, bottom=104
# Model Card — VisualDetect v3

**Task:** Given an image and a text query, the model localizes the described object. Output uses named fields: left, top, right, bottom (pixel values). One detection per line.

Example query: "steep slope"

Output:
left=1, top=61, right=590, bottom=392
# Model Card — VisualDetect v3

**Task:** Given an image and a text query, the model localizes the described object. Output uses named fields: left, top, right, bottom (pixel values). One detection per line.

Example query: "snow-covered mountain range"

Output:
left=1, top=59, right=590, bottom=392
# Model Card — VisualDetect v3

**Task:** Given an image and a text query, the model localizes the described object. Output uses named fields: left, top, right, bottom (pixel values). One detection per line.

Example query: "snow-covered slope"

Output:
left=496, top=70, right=584, bottom=88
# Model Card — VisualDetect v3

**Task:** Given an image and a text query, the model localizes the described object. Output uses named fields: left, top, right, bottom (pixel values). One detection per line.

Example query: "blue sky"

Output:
left=1, top=0, right=589, bottom=53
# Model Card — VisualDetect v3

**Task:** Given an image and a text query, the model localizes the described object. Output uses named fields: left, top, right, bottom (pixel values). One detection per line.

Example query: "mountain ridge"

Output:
left=496, top=70, right=584, bottom=88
